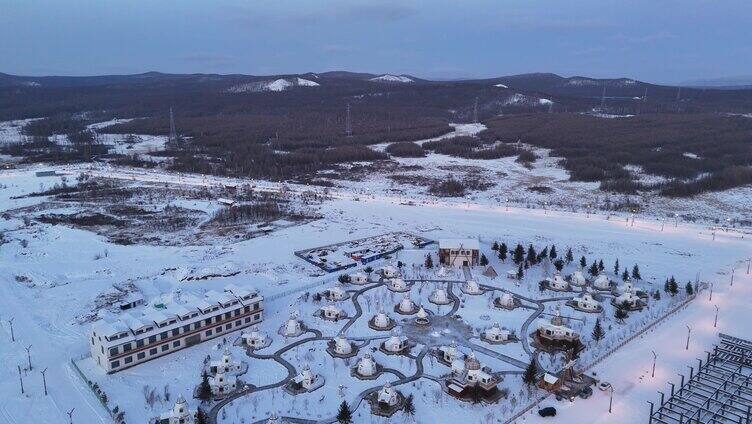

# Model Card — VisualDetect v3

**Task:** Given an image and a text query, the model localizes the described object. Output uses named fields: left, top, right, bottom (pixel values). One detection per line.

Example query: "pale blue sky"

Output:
left=2, top=0, right=750, bottom=83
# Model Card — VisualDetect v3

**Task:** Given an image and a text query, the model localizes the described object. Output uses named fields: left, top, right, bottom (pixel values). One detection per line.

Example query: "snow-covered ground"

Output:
left=0, top=165, right=750, bottom=423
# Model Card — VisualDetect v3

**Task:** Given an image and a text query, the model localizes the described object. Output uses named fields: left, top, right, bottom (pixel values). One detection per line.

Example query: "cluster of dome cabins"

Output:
left=168, top=264, right=649, bottom=421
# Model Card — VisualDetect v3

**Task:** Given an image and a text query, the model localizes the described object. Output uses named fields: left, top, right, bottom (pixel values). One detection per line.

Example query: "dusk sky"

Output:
left=2, top=0, right=751, bottom=83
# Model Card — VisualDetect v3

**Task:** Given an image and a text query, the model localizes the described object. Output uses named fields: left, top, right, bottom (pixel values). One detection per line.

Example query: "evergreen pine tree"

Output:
left=668, top=276, right=678, bottom=296
left=403, top=394, right=415, bottom=416
left=615, top=306, right=628, bottom=323
left=614, top=259, right=620, bottom=276
left=517, top=264, right=524, bottom=279
left=664, top=279, right=670, bottom=293
left=522, top=360, right=538, bottom=386
left=480, top=254, right=489, bottom=266
left=588, top=261, right=599, bottom=277
left=554, top=259, right=564, bottom=272
left=653, top=290, right=661, bottom=301
left=621, top=269, right=630, bottom=282
left=526, top=244, right=537, bottom=265
left=336, top=400, right=353, bottom=424
left=598, top=259, right=605, bottom=272
left=513, top=244, right=525, bottom=264
left=492, top=241, right=499, bottom=251
left=565, top=248, right=574, bottom=264
left=196, top=408, right=208, bottom=424
left=685, top=282, right=694, bottom=296
left=579, top=255, right=587, bottom=269
left=540, top=246, right=549, bottom=258
left=197, top=371, right=211, bottom=400
left=632, top=264, right=641, bottom=280
left=592, top=318, right=605, bottom=342
left=550, top=245, right=557, bottom=259
left=425, top=254, right=433, bottom=269
left=499, top=243, right=508, bottom=262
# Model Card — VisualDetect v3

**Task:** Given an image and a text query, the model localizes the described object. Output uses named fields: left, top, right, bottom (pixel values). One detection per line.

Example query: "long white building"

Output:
left=90, top=284, right=263, bottom=373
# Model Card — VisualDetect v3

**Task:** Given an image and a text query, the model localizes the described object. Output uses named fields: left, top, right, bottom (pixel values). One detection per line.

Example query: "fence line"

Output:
left=504, top=288, right=702, bottom=423
left=69, top=357, right=116, bottom=420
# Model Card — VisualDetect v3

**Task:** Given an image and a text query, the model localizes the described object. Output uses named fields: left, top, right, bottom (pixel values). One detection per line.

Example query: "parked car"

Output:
left=538, top=407, right=557, bottom=417
left=598, top=381, right=612, bottom=391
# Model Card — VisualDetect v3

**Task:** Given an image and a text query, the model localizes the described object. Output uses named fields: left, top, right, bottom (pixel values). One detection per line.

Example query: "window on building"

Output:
left=161, top=344, right=169, bottom=352
left=235, top=320, right=241, bottom=326
left=254, top=313, right=260, bottom=320
left=124, top=356, right=133, bottom=364
left=173, top=340, right=180, bottom=348
left=150, top=348, right=158, bottom=355
left=136, top=339, right=144, bottom=348
left=244, top=317, right=251, bottom=323
left=111, top=360, right=120, bottom=368
left=171, top=329, right=179, bottom=336
left=123, top=343, right=132, bottom=352
left=206, top=330, right=212, bottom=336
left=137, top=352, right=145, bottom=360
left=149, top=335, right=156, bottom=343
left=109, top=347, right=118, bottom=356
left=160, top=331, right=168, bottom=340
left=183, top=325, right=190, bottom=332
left=225, top=323, right=231, bottom=330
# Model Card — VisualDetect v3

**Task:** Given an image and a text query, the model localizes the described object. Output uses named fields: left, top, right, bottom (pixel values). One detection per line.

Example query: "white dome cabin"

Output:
left=445, top=352, right=503, bottom=404
left=570, top=291, right=603, bottom=313
left=352, top=353, right=380, bottom=379
left=616, top=280, right=635, bottom=295
left=368, top=308, right=396, bottom=331
left=494, top=292, right=517, bottom=310
left=351, top=272, right=369, bottom=285
left=415, top=306, right=430, bottom=325
left=208, top=369, right=237, bottom=398
left=367, top=382, right=404, bottom=417
left=429, top=285, right=451, bottom=305
left=593, top=273, right=611, bottom=290
left=386, top=277, right=410, bottom=293
left=436, top=341, right=465, bottom=365
left=395, top=293, right=418, bottom=315
left=318, top=304, right=347, bottom=321
left=241, top=327, right=270, bottom=350
left=612, top=290, right=643, bottom=311
left=158, top=395, right=195, bottom=424
left=325, top=283, right=348, bottom=301
left=547, top=273, right=570, bottom=291
left=570, top=270, right=587, bottom=287
left=327, top=335, right=357, bottom=359
left=482, top=322, right=512, bottom=344
left=381, top=265, right=399, bottom=279
left=208, top=347, right=245, bottom=375
left=286, top=364, right=324, bottom=394
left=461, top=279, right=483, bottom=295
left=534, top=308, right=582, bottom=352
left=381, top=329, right=409, bottom=354
left=279, top=312, right=305, bottom=337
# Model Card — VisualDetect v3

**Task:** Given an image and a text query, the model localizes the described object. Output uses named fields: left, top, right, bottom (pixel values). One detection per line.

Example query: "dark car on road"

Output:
left=538, top=407, right=557, bottom=417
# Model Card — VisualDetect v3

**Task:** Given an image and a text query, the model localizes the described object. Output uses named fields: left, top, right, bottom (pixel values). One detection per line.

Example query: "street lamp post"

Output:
left=685, top=325, right=691, bottom=350
left=731, top=268, right=735, bottom=286
left=8, top=317, right=14, bottom=342
left=41, top=367, right=48, bottom=395
left=609, top=386, right=614, bottom=413
left=714, top=305, right=719, bottom=328
left=709, top=282, right=713, bottom=301
left=651, top=351, right=657, bottom=378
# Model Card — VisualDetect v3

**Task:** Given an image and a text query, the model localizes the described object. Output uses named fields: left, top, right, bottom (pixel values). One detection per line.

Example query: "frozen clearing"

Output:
left=0, top=166, right=750, bottom=423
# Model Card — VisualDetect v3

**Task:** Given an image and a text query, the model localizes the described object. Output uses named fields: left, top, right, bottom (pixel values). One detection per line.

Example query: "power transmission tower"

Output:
left=345, top=103, right=352, bottom=137
left=168, top=107, right=179, bottom=145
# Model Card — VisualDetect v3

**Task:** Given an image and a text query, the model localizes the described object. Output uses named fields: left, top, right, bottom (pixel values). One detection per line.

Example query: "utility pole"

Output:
left=41, top=367, right=48, bottom=395
left=685, top=325, right=691, bottom=350
left=608, top=386, right=614, bottom=413
left=730, top=268, right=735, bottom=286
left=651, top=351, right=657, bottom=378
left=18, top=365, right=24, bottom=394
left=25, top=345, right=32, bottom=370
left=709, top=282, right=713, bottom=301
left=8, top=317, right=14, bottom=342
left=713, top=305, right=719, bottom=328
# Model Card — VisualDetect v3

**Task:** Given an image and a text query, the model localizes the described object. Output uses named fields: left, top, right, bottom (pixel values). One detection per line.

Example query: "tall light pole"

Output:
left=730, top=268, right=735, bottom=286
left=17, top=365, right=24, bottom=394
left=41, top=367, right=48, bottom=395
left=608, top=385, right=614, bottom=413
left=7, top=317, right=14, bottom=342
left=685, top=325, right=691, bottom=350
left=747, top=258, right=751, bottom=274
left=712, top=226, right=716, bottom=241
left=709, top=282, right=713, bottom=301
left=714, top=305, right=719, bottom=328
left=651, top=351, right=657, bottom=378
left=25, top=345, right=32, bottom=371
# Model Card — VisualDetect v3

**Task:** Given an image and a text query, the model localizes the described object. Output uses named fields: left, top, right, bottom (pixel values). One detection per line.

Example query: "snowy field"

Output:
left=1, top=165, right=750, bottom=424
